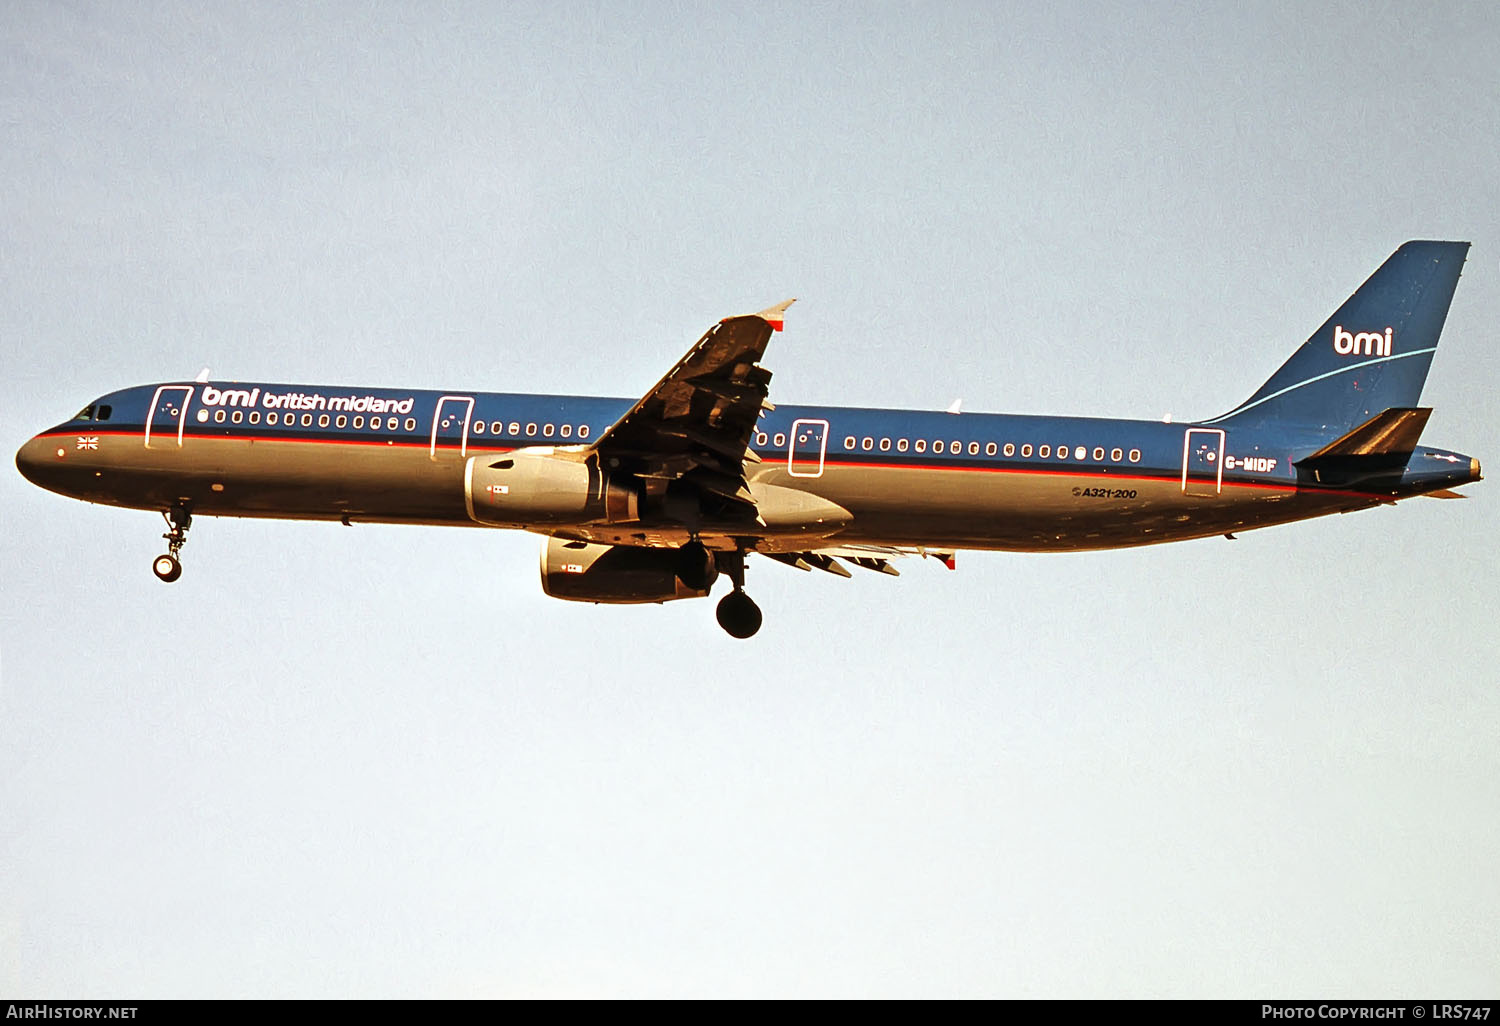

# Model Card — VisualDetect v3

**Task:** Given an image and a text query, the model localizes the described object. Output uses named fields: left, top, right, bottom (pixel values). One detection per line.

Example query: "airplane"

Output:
left=15, top=241, right=1481, bottom=638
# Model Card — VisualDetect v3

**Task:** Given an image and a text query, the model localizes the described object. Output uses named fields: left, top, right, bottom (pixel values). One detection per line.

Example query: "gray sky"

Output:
left=3, top=0, right=1498, bottom=998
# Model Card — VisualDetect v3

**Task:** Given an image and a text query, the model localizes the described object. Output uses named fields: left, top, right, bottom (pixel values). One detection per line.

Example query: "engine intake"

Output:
left=466, top=450, right=638, bottom=526
left=541, top=538, right=710, bottom=604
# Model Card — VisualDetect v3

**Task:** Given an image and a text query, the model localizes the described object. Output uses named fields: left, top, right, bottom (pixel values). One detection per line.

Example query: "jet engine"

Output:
left=466, top=450, right=638, bottom=526
left=541, top=537, right=711, bottom=604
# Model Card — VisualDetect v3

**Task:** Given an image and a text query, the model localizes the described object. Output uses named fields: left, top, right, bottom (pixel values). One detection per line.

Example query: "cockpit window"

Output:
left=96, top=404, right=112, bottom=420
left=74, top=405, right=96, bottom=421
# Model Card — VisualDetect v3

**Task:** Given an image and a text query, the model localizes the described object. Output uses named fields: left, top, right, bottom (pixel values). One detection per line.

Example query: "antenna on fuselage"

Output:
left=946, top=398, right=962, bottom=414
left=194, top=368, right=210, bottom=383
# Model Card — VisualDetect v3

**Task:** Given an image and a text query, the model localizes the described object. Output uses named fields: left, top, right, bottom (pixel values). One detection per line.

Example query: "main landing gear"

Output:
left=712, top=549, right=762, bottom=640
left=675, top=542, right=762, bottom=639
left=152, top=504, right=192, bottom=583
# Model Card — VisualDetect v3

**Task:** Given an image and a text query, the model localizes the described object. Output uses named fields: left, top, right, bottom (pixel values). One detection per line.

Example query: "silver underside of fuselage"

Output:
left=18, top=431, right=1380, bottom=554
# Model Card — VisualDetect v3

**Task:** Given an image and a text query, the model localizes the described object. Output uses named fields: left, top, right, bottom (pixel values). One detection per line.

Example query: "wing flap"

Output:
left=761, top=544, right=956, bottom=579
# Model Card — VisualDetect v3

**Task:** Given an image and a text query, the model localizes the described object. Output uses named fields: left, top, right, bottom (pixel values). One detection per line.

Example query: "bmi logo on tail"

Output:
left=1332, top=325, right=1393, bottom=357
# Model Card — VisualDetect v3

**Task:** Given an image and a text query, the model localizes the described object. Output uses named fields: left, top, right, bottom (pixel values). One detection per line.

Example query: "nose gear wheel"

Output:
left=152, top=504, right=192, bottom=583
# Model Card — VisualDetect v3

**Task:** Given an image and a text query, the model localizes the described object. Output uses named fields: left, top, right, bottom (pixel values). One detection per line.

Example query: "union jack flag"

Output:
left=76, top=436, right=98, bottom=450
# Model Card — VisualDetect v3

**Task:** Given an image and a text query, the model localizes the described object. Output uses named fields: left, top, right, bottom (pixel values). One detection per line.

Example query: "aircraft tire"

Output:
left=715, top=591, right=762, bottom=639
left=153, top=554, right=182, bottom=583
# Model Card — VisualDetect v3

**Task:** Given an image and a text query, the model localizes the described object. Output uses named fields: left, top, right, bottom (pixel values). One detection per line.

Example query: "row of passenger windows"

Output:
left=193, top=407, right=591, bottom=439
left=469, top=420, right=589, bottom=439
left=197, top=408, right=417, bottom=431
left=753, top=430, right=1141, bottom=464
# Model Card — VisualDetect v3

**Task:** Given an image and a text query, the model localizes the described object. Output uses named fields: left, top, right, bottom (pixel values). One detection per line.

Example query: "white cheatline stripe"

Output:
left=1203, top=347, right=1437, bottom=425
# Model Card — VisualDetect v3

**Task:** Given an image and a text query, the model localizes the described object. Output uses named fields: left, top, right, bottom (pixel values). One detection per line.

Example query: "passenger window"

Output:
left=1003, top=443, right=1015, bottom=457
left=404, top=418, right=416, bottom=431
left=560, top=424, right=571, bottom=438
left=880, top=438, right=891, bottom=452
left=1073, top=446, right=1086, bottom=460
left=509, top=421, right=521, bottom=435
left=232, top=410, right=243, bottom=424
left=267, top=412, right=279, bottom=426
left=773, top=433, right=786, bottom=447
left=336, top=415, right=347, bottom=428
left=1129, top=448, right=1141, bottom=463
left=1021, top=444, right=1032, bottom=457
left=579, top=425, right=590, bottom=439
left=844, top=436, right=856, bottom=449
left=1111, top=447, right=1123, bottom=462
left=757, top=432, right=769, bottom=446
left=897, top=438, right=909, bottom=452
left=543, top=424, right=554, bottom=437
left=472, top=420, right=485, bottom=434
left=387, top=416, right=398, bottom=430
left=950, top=441, right=961, bottom=454
left=214, top=410, right=226, bottom=423
left=249, top=411, right=260, bottom=425
left=915, top=439, right=926, bottom=453
left=493, top=421, right=505, bottom=435
left=301, top=414, right=313, bottom=427
left=1092, top=447, right=1104, bottom=461
left=861, top=437, right=873, bottom=451
left=1039, top=444, right=1050, bottom=458
left=318, top=414, right=330, bottom=428
left=353, top=415, right=362, bottom=428
left=967, top=441, right=979, bottom=455
left=986, top=442, right=998, bottom=456
left=370, top=417, right=381, bottom=431
left=526, top=423, right=537, bottom=436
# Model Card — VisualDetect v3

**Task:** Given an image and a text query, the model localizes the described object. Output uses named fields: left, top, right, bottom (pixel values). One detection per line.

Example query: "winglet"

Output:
left=755, top=298, right=796, bottom=332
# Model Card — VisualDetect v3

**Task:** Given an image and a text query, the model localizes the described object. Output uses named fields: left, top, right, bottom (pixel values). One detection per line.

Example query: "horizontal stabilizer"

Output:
left=1296, top=407, right=1431, bottom=465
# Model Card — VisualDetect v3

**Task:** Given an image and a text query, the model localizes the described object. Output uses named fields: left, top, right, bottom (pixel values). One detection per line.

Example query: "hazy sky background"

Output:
left=3, top=0, right=1498, bottom=998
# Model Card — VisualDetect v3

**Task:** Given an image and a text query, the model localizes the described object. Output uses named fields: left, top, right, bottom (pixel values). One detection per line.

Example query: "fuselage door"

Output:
left=144, top=385, right=194, bottom=449
left=1181, top=427, right=1226, bottom=496
left=430, top=395, right=475, bottom=460
left=787, top=418, right=829, bottom=478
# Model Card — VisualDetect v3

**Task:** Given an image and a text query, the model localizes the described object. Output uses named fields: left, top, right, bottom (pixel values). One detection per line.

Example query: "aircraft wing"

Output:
left=588, top=300, right=795, bottom=520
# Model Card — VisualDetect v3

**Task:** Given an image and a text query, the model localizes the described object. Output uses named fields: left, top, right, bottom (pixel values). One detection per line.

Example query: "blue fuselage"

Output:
left=16, top=380, right=1480, bottom=553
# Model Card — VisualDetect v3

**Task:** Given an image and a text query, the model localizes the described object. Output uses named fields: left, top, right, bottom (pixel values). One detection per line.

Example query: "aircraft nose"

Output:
left=15, top=434, right=68, bottom=491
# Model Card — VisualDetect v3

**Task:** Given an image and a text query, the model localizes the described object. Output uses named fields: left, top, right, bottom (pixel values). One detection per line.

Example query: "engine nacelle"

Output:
left=465, top=450, right=638, bottom=526
left=541, top=538, right=710, bottom=604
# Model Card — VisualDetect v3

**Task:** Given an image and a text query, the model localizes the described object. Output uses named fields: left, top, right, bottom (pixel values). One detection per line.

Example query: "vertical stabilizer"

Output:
left=1208, top=241, right=1468, bottom=433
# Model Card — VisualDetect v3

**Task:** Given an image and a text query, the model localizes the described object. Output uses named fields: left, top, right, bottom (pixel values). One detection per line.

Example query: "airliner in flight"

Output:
left=16, top=241, right=1480, bottom=637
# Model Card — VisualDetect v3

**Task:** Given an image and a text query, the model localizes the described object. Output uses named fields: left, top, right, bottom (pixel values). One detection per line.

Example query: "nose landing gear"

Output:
left=713, top=548, right=762, bottom=639
left=152, top=504, right=192, bottom=583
